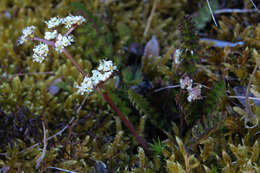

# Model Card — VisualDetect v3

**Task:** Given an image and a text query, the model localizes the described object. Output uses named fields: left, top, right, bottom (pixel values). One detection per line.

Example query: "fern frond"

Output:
left=205, top=79, right=226, bottom=114
left=128, top=89, right=154, bottom=116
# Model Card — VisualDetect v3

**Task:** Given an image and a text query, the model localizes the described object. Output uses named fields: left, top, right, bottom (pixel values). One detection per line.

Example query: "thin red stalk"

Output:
left=33, top=37, right=55, bottom=46
left=62, top=49, right=87, bottom=77
left=96, top=87, right=150, bottom=154
left=64, top=25, right=78, bottom=36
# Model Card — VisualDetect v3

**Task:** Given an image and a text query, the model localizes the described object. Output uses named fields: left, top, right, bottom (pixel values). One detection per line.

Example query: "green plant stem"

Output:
left=63, top=49, right=150, bottom=154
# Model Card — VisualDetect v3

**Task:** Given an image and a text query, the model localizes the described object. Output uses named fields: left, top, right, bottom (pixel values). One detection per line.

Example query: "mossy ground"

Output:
left=0, top=0, right=259, bottom=172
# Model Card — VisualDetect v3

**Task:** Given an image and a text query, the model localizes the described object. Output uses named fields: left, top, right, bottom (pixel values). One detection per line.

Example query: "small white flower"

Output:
left=187, top=94, right=193, bottom=102
left=187, top=85, right=202, bottom=102
left=55, top=34, right=74, bottom=53
left=91, top=70, right=103, bottom=85
left=18, top=26, right=36, bottom=45
left=44, top=30, right=58, bottom=40
left=32, top=54, right=45, bottom=63
left=180, top=76, right=193, bottom=90
left=45, top=17, right=62, bottom=29
left=62, top=15, right=86, bottom=29
left=101, top=71, right=113, bottom=81
left=75, top=77, right=94, bottom=95
left=33, top=43, right=49, bottom=56
left=175, top=49, right=182, bottom=64
left=32, top=43, right=49, bottom=63
left=98, top=60, right=117, bottom=72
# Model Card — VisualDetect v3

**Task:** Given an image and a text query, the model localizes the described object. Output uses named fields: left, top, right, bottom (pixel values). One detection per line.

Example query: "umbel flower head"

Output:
left=75, top=60, right=117, bottom=95
left=18, top=26, right=36, bottom=45
left=18, top=15, right=85, bottom=62
left=55, top=34, right=74, bottom=53
left=32, top=43, right=49, bottom=63
left=180, top=76, right=202, bottom=102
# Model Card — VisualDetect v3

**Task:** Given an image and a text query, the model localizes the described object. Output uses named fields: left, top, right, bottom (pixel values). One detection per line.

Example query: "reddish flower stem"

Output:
left=64, top=25, right=78, bottom=36
left=62, top=49, right=87, bottom=77
left=33, top=37, right=55, bottom=46
left=96, top=87, right=150, bottom=154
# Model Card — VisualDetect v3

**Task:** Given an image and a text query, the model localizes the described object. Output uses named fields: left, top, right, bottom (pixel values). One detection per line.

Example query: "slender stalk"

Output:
left=65, top=25, right=78, bottom=36
left=249, top=0, right=260, bottom=13
left=36, top=121, right=47, bottom=169
left=206, top=0, right=218, bottom=27
left=62, top=49, right=87, bottom=76
left=214, top=8, right=257, bottom=14
left=245, top=63, right=258, bottom=128
left=96, top=87, right=150, bottom=154
left=33, top=37, right=55, bottom=46
left=143, top=0, right=159, bottom=37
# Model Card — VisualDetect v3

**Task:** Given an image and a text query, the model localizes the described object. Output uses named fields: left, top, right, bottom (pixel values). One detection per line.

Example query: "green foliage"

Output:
left=205, top=79, right=226, bottom=114
left=178, top=16, right=200, bottom=73
left=109, top=92, right=132, bottom=117
left=150, top=137, right=166, bottom=156
left=122, top=67, right=143, bottom=85
left=128, top=88, right=154, bottom=116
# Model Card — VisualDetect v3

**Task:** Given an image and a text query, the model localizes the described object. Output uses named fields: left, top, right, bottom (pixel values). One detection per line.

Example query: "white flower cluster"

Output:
left=44, top=30, right=58, bottom=40
left=55, top=34, right=74, bottom=53
left=45, top=17, right=63, bottom=29
left=180, top=76, right=193, bottom=90
left=174, top=49, right=182, bottom=64
left=62, top=16, right=86, bottom=29
left=45, top=15, right=86, bottom=29
left=18, top=26, right=36, bottom=45
left=180, top=76, right=202, bottom=102
left=186, top=85, right=202, bottom=102
left=32, top=43, right=49, bottom=63
left=76, top=60, right=117, bottom=95
left=19, top=15, right=85, bottom=63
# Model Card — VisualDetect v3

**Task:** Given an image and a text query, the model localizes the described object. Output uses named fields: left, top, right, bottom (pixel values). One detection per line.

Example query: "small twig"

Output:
left=229, top=96, right=260, bottom=101
left=193, top=83, right=211, bottom=89
left=47, top=167, right=78, bottom=173
left=0, top=71, right=55, bottom=79
left=19, top=116, right=75, bottom=154
left=65, top=94, right=88, bottom=146
left=143, top=0, right=159, bottom=37
left=154, top=85, right=180, bottom=92
left=206, top=0, right=218, bottom=27
left=154, top=84, right=210, bottom=93
left=18, top=93, right=88, bottom=155
left=36, top=121, right=47, bottom=169
left=199, top=38, right=244, bottom=48
left=249, top=0, right=260, bottom=13
left=76, top=94, right=89, bottom=115
left=245, top=62, right=259, bottom=128
left=214, top=8, right=257, bottom=14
